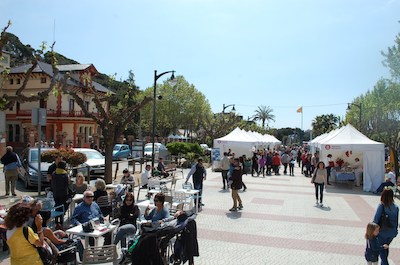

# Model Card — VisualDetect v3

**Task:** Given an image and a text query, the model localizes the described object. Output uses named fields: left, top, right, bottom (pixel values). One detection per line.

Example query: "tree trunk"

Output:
left=390, top=146, right=399, bottom=183
left=104, top=140, right=114, bottom=184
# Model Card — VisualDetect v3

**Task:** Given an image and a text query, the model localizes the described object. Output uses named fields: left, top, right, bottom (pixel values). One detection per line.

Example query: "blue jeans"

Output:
left=114, top=224, right=136, bottom=248
left=193, top=181, right=203, bottom=206
left=314, top=183, right=324, bottom=203
left=378, top=236, right=394, bottom=265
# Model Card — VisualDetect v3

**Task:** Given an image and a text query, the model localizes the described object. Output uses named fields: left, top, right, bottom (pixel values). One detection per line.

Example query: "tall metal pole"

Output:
left=151, top=70, right=157, bottom=175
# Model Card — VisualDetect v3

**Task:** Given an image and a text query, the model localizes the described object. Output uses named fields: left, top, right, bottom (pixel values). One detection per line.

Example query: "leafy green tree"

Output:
left=252, top=105, right=276, bottom=129
left=382, top=30, right=400, bottom=81
left=311, top=114, right=339, bottom=136
left=352, top=79, right=400, bottom=179
left=139, top=76, right=212, bottom=139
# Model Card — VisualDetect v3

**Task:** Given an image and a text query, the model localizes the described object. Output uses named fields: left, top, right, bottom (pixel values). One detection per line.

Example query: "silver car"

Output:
left=72, top=148, right=105, bottom=179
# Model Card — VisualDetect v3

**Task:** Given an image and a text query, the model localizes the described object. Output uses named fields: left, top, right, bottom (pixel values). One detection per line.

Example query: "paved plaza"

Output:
left=0, top=164, right=399, bottom=264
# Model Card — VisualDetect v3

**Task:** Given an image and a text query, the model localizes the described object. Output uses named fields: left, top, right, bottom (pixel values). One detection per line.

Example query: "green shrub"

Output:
left=166, top=142, right=203, bottom=155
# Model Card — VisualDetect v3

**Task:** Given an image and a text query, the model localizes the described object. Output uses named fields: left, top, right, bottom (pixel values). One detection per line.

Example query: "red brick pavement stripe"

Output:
left=198, top=227, right=364, bottom=256
left=252, top=198, right=284, bottom=205
left=343, top=195, right=377, bottom=223
left=201, top=208, right=364, bottom=228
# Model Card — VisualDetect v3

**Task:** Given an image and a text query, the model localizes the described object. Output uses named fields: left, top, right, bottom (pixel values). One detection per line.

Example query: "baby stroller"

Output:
left=119, top=211, right=198, bottom=265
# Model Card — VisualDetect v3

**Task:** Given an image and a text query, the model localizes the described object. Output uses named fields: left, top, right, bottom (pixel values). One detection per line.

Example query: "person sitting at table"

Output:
left=4, top=203, right=45, bottom=265
left=114, top=192, right=140, bottom=248
left=157, top=158, right=170, bottom=178
left=376, top=178, right=395, bottom=194
left=141, top=164, right=152, bottom=188
left=71, top=190, right=112, bottom=246
left=121, top=168, right=134, bottom=192
left=72, top=173, right=88, bottom=194
left=93, top=178, right=108, bottom=201
left=144, top=192, right=170, bottom=223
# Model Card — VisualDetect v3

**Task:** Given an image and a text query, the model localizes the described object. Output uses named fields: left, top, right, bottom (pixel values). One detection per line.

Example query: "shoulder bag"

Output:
left=378, top=204, right=393, bottom=230
left=311, top=169, right=318, bottom=183
left=23, top=226, right=58, bottom=265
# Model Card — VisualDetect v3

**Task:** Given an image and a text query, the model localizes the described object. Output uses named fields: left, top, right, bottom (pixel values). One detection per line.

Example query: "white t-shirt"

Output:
left=388, top=171, right=396, bottom=184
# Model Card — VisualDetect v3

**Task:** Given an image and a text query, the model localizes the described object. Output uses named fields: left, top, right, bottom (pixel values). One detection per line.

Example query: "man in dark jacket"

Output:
left=185, top=158, right=206, bottom=210
left=51, top=161, right=70, bottom=229
left=1, top=146, right=21, bottom=196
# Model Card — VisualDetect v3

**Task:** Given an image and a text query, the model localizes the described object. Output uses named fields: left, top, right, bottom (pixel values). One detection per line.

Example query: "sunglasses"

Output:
left=125, top=199, right=133, bottom=202
left=85, top=195, right=94, bottom=198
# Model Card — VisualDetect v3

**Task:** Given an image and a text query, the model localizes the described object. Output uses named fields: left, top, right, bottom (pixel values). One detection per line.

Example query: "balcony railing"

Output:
left=16, top=109, right=99, bottom=118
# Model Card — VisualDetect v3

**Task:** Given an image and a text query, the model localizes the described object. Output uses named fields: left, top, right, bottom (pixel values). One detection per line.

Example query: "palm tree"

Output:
left=252, top=105, right=276, bottom=129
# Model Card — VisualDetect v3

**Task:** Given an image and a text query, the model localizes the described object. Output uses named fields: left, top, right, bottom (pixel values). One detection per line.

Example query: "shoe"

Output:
left=320, top=203, right=324, bottom=207
left=12, top=193, right=16, bottom=196
left=229, top=207, right=237, bottom=211
left=4, top=194, right=8, bottom=197
left=238, top=205, right=243, bottom=210
left=243, top=188, right=247, bottom=192
left=315, top=200, right=319, bottom=206
left=200, top=203, right=205, bottom=206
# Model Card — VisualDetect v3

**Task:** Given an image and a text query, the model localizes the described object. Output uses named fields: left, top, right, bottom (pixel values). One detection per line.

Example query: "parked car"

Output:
left=200, top=143, right=212, bottom=154
left=72, top=148, right=105, bottom=179
left=144, top=143, right=169, bottom=160
left=20, top=148, right=52, bottom=188
left=112, top=144, right=131, bottom=160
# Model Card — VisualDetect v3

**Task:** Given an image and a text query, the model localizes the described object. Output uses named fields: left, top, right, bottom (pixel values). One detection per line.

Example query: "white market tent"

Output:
left=213, top=127, right=281, bottom=157
left=313, top=124, right=384, bottom=192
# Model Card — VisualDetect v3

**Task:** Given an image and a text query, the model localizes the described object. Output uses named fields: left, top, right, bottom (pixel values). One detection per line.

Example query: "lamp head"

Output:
left=347, top=103, right=351, bottom=110
left=232, top=105, right=236, bottom=112
left=168, top=71, right=177, bottom=87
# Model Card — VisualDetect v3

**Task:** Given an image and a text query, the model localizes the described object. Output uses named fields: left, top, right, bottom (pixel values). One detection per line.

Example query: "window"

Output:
left=16, top=79, right=21, bottom=84
left=84, top=101, right=89, bottom=111
left=40, top=77, right=46, bottom=83
left=7, top=124, right=13, bottom=142
left=9, top=79, right=13, bottom=85
left=40, top=99, right=47, bottom=109
left=69, top=99, right=75, bottom=111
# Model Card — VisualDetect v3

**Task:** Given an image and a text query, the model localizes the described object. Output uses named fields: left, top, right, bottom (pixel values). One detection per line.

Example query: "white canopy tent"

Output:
left=314, top=124, right=384, bottom=192
left=213, top=128, right=282, bottom=157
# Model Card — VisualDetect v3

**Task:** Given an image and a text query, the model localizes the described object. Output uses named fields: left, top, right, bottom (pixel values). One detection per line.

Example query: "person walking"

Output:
left=1, top=146, right=22, bottom=197
left=228, top=158, right=243, bottom=211
left=220, top=152, right=230, bottom=189
left=311, top=161, right=327, bottom=207
left=185, top=158, right=207, bottom=210
left=239, top=155, right=248, bottom=191
left=372, top=188, right=399, bottom=265
left=51, top=160, right=70, bottom=230
left=251, top=153, right=259, bottom=177
left=281, top=151, right=290, bottom=175
left=364, top=222, right=389, bottom=265
left=272, top=152, right=281, bottom=175
left=258, top=154, right=266, bottom=177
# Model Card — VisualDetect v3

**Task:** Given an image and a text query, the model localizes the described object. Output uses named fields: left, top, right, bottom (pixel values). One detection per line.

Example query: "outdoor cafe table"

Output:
left=66, top=223, right=117, bottom=248
left=175, top=189, right=200, bottom=214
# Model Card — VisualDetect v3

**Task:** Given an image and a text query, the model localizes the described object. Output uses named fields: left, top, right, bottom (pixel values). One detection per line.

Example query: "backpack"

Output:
left=22, top=226, right=58, bottom=265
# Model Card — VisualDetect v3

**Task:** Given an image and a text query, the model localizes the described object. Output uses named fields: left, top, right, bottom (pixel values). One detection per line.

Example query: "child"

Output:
left=365, top=222, right=389, bottom=265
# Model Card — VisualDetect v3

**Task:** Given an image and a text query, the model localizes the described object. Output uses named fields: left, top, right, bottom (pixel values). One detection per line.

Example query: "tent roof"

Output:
left=317, top=124, right=384, bottom=149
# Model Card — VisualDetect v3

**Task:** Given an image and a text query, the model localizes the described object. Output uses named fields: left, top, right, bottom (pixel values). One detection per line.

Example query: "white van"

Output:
left=144, top=143, right=169, bottom=159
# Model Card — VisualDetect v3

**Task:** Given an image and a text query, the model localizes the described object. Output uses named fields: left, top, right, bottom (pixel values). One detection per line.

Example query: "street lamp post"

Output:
left=151, top=70, right=176, bottom=175
left=347, top=102, right=362, bottom=129
left=222, top=104, right=235, bottom=113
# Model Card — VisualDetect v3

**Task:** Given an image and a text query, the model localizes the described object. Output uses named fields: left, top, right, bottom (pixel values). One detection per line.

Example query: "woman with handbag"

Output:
left=311, top=161, right=327, bottom=207
left=373, top=188, right=399, bottom=265
left=5, top=203, right=45, bottom=264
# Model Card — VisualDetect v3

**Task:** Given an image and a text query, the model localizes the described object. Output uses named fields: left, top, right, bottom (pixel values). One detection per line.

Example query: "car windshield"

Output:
left=30, top=150, right=39, bottom=162
left=29, top=149, right=50, bottom=162
left=79, top=150, right=104, bottom=159
left=113, top=146, right=121, bottom=151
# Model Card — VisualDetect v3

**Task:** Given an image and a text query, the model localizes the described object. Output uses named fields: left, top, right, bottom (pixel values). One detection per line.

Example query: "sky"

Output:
left=1, top=0, right=399, bottom=130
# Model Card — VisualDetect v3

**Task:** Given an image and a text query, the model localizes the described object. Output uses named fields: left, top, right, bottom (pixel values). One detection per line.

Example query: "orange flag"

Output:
left=296, top=107, right=302, bottom=113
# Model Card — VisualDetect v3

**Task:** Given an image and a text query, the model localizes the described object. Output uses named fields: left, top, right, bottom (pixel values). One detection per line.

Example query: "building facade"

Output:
left=2, top=61, right=111, bottom=150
